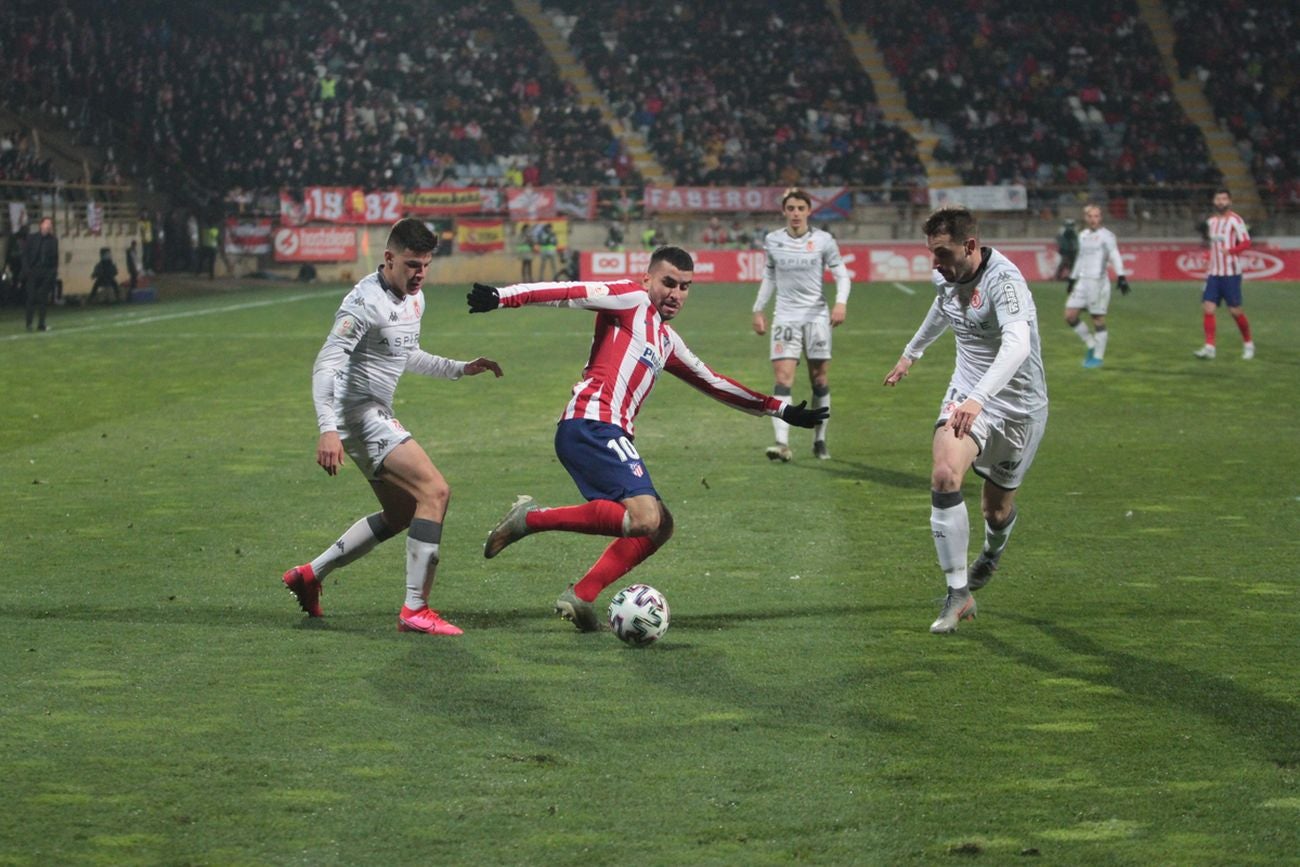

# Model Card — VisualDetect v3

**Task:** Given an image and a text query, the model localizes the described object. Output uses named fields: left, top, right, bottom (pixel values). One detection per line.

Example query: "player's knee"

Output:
left=654, top=507, right=675, bottom=545
left=1064, top=313, right=1079, bottom=327
left=624, top=509, right=660, bottom=537
left=930, top=465, right=964, bottom=492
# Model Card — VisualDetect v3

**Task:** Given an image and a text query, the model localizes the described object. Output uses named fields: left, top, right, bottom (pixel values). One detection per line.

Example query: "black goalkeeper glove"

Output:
left=1117, top=275, right=1130, bottom=295
left=1066, top=278, right=1076, bottom=295
left=467, top=282, right=500, bottom=313
left=781, top=400, right=828, bottom=429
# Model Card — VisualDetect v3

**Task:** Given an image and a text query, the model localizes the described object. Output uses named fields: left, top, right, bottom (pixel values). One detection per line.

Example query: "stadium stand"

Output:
left=550, top=0, right=926, bottom=192
left=1169, top=0, right=1300, bottom=212
left=0, top=0, right=638, bottom=199
left=843, top=0, right=1221, bottom=201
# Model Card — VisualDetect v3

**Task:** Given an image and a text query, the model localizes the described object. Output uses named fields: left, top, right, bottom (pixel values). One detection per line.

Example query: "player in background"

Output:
left=281, top=218, right=503, bottom=635
left=466, top=246, right=828, bottom=632
left=1195, top=189, right=1254, bottom=360
left=1066, top=204, right=1130, bottom=368
left=883, top=207, right=1049, bottom=634
left=752, top=188, right=851, bottom=461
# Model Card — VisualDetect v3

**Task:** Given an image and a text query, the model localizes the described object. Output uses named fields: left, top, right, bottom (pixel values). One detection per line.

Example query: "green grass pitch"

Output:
left=1, top=277, right=1297, bottom=864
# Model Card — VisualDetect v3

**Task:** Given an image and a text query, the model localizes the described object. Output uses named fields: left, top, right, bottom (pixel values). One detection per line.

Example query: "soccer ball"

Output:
left=607, top=584, right=670, bottom=646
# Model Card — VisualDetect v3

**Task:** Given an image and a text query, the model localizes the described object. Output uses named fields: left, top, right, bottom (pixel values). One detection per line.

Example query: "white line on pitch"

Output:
left=0, top=290, right=337, bottom=341
left=893, top=282, right=916, bottom=295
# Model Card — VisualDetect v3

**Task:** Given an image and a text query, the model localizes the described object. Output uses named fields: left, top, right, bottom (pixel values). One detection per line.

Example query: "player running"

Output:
left=1066, top=203, right=1130, bottom=368
left=1194, top=189, right=1255, bottom=360
left=280, top=218, right=503, bottom=635
left=751, top=188, right=852, bottom=461
left=467, top=245, right=827, bottom=631
left=883, top=206, right=1049, bottom=634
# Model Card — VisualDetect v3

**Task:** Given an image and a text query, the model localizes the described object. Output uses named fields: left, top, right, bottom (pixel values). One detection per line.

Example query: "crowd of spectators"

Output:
left=845, top=0, right=1220, bottom=200
left=553, top=0, right=925, bottom=192
left=0, top=0, right=638, bottom=203
left=1170, top=0, right=1300, bottom=211
left=0, top=127, right=57, bottom=187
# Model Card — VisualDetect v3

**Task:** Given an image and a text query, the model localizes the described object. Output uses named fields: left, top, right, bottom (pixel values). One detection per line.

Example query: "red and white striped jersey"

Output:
left=496, top=279, right=782, bottom=436
left=1206, top=210, right=1250, bottom=276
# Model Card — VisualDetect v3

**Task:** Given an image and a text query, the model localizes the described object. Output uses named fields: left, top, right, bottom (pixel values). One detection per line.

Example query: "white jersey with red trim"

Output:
left=495, top=279, right=782, bottom=436
left=1069, top=226, right=1125, bottom=281
left=1206, top=210, right=1249, bottom=276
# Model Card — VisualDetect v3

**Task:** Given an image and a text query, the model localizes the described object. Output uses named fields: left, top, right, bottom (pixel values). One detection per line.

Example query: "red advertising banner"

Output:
left=582, top=243, right=1300, bottom=284
left=224, top=218, right=273, bottom=255
left=273, top=226, right=358, bottom=262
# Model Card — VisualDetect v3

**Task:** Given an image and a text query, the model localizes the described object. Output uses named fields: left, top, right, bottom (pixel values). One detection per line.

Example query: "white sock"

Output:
left=405, top=519, right=442, bottom=609
left=984, top=508, right=1018, bottom=557
left=812, top=387, right=830, bottom=443
left=1093, top=329, right=1108, bottom=360
left=931, top=493, right=970, bottom=590
left=1072, top=321, right=1095, bottom=349
left=771, top=390, right=791, bottom=445
left=311, top=512, right=392, bottom=580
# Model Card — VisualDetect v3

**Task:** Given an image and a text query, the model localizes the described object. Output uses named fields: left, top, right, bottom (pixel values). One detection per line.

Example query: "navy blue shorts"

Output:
left=1202, top=274, right=1243, bottom=307
left=554, top=418, right=659, bottom=502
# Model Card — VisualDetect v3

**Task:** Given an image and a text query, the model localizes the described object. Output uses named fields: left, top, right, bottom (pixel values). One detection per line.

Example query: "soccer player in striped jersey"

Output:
left=752, top=188, right=852, bottom=461
left=467, top=246, right=827, bottom=631
left=883, top=207, right=1049, bottom=634
left=1066, top=204, right=1129, bottom=368
left=281, top=219, right=503, bottom=636
left=1195, top=189, right=1254, bottom=360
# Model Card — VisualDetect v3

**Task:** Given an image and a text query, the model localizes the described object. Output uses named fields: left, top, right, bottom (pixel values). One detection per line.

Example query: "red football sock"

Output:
left=1233, top=313, right=1252, bottom=342
left=1202, top=312, right=1216, bottom=345
left=574, top=536, right=660, bottom=602
left=525, top=499, right=625, bottom=536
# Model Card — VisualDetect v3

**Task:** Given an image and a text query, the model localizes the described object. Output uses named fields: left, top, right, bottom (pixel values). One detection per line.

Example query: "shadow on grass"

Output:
left=975, top=613, right=1300, bottom=767
left=777, top=457, right=927, bottom=490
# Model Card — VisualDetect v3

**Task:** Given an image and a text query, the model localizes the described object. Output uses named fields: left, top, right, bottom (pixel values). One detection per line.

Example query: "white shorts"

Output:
left=338, top=401, right=413, bottom=480
left=769, top=316, right=832, bottom=361
left=1066, top=277, right=1111, bottom=315
left=936, top=402, right=1048, bottom=491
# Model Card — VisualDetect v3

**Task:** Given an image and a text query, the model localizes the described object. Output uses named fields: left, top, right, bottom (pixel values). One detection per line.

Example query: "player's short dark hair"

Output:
left=650, top=245, right=694, bottom=272
left=923, top=206, right=978, bottom=242
left=386, top=217, right=438, bottom=255
left=1214, top=188, right=1232, bottom=198
left=781, top=188, right=812, bottom=208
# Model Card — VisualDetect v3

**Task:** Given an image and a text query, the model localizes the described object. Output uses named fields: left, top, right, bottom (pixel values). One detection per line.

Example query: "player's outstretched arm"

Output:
left=781, top=400, right=828, bottom=429
left=883, top=356, right=913, bottom=386
left=463, top=356, right=503, bottom=377
left=467, top=282, right=500, bottom=313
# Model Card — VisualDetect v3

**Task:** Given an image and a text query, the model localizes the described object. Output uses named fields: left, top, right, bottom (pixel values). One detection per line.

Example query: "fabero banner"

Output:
left=273, top=226, right=358, bottom=262
left=642, top=186, right=852, bottom=219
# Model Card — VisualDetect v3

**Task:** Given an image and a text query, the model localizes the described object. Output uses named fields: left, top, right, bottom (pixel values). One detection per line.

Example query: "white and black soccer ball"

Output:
left=607, top=584, right=670, bottom=646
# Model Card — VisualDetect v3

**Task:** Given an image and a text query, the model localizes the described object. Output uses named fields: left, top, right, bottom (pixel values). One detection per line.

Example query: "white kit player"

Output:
left=883, top=206, right=1049, bottom=634
left=281, top=218, right=503, bottom=636
left=1066, top=203, right=1130, bottom=368
left=752, top=188, right=851, bottom=461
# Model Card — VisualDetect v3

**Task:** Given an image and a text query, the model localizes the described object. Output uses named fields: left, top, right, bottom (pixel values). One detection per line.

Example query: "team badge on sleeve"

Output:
left=334, top=316, right=360, bottom=339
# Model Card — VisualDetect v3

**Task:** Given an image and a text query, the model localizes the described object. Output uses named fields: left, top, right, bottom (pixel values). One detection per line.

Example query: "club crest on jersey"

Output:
left=630, top=462, right=645, bottom=478
left=970, top=288, right=983, bottom=309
